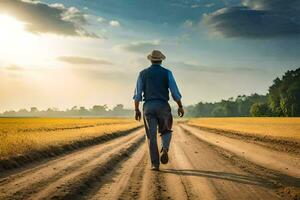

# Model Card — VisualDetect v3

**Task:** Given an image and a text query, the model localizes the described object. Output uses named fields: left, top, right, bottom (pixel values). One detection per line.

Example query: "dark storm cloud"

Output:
left=57, top=56, right=113, bottom=65
left=203, top=0, right=300, bottom=38
left=0, top=0, right=98, bottom=37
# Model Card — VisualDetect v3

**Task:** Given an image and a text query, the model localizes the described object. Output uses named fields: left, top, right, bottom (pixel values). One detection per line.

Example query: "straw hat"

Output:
left=147, top=50, right=166, bottom=61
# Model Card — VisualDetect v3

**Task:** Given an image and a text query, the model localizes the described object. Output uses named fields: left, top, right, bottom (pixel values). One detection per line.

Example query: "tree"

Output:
left=111, top=104, right=131, bottom=116
left=91, top=105, right=107, bottom=115
left=211, top=106, right=227, bottom=117
left=268, top=68, right=300, bottom=116
left=79, top=106, right=88, bottom=116
left=250, top=103, right=270, bottom=117
left=30, top=107, right=38, bottom=113
left=185, top=94, right=267, bottom=117
left=17, top=109, right=29, bottom=116
left=112, top=104, right=124, bottom=112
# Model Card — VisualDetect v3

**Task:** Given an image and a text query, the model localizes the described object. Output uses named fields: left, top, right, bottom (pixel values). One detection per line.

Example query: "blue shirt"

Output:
left=133, top=66, right=182, bottom=102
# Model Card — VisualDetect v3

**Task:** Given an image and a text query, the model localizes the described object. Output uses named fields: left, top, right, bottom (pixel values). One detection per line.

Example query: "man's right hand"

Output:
left=135, top=109, right=142, bottom=121
left=178, top=107, right=184, bottom=117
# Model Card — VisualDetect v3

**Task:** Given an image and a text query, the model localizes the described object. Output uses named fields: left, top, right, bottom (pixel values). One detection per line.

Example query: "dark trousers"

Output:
left=143, top=100, right=173, bottom=167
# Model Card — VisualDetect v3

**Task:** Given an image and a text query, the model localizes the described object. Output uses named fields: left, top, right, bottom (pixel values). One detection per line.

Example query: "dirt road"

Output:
left=0, top=125, right=299, bottom=200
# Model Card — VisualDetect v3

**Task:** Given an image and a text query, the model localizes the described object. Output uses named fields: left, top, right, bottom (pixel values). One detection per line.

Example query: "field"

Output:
left=186, top=117, right=300, bottom=140
left=0, top=118, right=299, bottom=200
left=0, top=118, right=141, bottom=159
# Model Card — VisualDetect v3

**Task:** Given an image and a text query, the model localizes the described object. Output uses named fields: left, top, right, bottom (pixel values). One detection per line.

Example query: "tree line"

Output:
left=1, top=68, right=299, bottom=118
left=0, top=104, right=132, bottom=117
left=186, top=67, right=300, bottom=117
left=185, top=94, right=267, bottom=117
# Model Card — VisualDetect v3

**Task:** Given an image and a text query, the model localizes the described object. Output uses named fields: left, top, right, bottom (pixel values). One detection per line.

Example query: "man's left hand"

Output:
left=178, top=107, right=184, bottom=117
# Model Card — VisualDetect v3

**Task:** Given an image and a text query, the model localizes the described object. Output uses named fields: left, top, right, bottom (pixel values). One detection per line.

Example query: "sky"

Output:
left=0, top=0, right=299, bottom=111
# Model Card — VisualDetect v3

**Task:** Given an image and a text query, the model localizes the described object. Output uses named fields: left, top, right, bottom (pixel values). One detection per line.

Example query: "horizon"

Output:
left=0, top=87, right=271, bottom=113
left=1, top=0, right=299, bottom=112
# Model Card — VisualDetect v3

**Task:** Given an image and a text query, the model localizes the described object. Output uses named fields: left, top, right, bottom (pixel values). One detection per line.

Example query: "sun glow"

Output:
left=0, top=14, right=56, bottom=67
left=0, top=15, right=35, bottom=66
left=0, top=14, right=30, bottom=49
left=0, top=14, right=25, bottom=31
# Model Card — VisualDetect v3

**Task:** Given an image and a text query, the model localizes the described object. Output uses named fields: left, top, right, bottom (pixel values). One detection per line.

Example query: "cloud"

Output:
left=0, top=0, right=98, bottom=37
left=203, top=0, right=300, bottom=38
left=97, top=17, right=106, bottom=23
left=183, top=20, right=194, bottom=28
left=75, top=68, right=133, bottom=82
left=175, top=61, right=267, bottom=73
left=176, top=33, right=191, bottom=44
left=191, top=4, right=200, bottom=9
left=4, top=64, right=23, bottom=71
left=119, top=40, right=161, bottom=54
left=205, top=3, right=215, bottom=8
left=176, top=62, right=225, bottom=73
left=60, top=6, right=87, bottom=25
left=57, top=56, right=113, bottom=65
left=109, top=20, right=120, bottom=27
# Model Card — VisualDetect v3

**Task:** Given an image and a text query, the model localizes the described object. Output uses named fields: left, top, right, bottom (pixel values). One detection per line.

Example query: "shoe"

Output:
left=151, top=166, right=159, bottom=171
left=160, top=148, right=169, bottom=164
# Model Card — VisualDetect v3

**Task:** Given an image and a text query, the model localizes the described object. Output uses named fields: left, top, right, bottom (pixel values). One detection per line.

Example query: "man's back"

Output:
left=140, top=64, right=169, bottom=102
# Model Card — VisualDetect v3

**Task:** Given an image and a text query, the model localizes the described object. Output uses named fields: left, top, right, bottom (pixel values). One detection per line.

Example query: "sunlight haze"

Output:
left=0, top=0, right=299, bottom=112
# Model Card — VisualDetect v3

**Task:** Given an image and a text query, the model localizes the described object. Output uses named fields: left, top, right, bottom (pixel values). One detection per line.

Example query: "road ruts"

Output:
left=0, top=129, right=144, bottom=200
left=1, top=124, right=297, bottom=200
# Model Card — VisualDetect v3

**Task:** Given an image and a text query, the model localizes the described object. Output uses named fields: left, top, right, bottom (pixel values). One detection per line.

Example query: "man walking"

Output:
left=133, top=50, right=184, bottom=171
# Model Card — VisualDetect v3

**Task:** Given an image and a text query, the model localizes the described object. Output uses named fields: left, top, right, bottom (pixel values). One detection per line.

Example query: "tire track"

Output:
left=165, top=126, right=281, bottom=200
left=140, top=167, right=171, bottom=200
left=119, top=152, right=148, bottom=200
left=179, top=124, right=300, bottom=199
left=0, top=126, right=142, bottom=172
left=118, top=146, right=172, bottom=200
left=44, top=136, right=144, bottom=200
left=180, top=124, right=300, bottom=178
left=0, top=129, right=144, bottom=200
left=86, top=144, right=147, bottom=200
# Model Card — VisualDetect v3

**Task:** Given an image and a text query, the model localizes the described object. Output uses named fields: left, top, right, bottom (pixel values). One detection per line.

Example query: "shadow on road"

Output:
left=160, top=169, right=277, bottom=188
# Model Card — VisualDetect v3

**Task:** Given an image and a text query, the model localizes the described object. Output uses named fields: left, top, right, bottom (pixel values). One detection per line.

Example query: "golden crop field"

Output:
left=0, top=118, right=142, bottom=159
left=187, top=117, right=300, bottom=140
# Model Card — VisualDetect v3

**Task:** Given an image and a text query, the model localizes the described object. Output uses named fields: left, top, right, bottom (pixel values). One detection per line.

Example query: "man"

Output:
left=133, top=50, right=184, bottom=171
